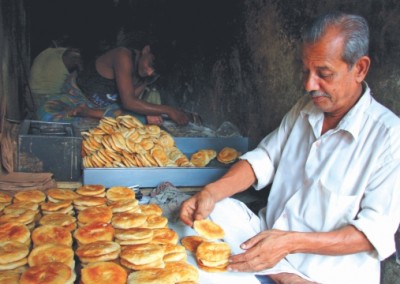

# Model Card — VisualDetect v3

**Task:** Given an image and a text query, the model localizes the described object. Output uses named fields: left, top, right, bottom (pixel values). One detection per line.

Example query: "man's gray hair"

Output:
left=302, top=11, right=369, bottom=68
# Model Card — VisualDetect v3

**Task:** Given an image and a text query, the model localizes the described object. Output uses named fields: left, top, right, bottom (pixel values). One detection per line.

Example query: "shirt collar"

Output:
left=300, top=82, right=372, bottom=140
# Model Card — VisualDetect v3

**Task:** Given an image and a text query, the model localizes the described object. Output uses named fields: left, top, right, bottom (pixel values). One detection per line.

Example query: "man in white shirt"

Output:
left=180, top=11, right=400, bottom=284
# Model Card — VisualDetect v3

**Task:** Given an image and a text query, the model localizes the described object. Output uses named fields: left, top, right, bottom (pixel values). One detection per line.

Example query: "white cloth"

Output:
left=240, top=83, right=400, bottom=284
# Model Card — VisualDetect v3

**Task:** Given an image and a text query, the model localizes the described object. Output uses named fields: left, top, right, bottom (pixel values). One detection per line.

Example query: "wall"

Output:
left=2, top=0, right=400, bottom=154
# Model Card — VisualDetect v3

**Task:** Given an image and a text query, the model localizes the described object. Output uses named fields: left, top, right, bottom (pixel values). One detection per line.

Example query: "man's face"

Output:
left=301, top=28, right=362, bottom=117
left=138, top=47, right=155, bottom=78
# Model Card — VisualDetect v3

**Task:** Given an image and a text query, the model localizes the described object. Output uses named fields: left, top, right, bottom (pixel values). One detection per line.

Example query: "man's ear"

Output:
left=354, top=56, right=370, bottom=83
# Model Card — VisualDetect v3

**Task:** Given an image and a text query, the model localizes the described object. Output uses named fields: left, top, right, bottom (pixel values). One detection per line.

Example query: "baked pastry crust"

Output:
left=181, top=235, right=207, bottom=253
left=217, top=147, right=240, bottom=164
left=106, top=186, right=135, bottom=201
left=120, top=243, right=164, bottom=265
left=31, top=225, right=72, bottom=247
left=73, top=222, right=115, bottom=245
left=139, top=204, right=163, bottom=216
left=193, top=219, right=225, bottom=240
left=151, top=228, right=179, bottom=245
left=46, top=188, right=79, bottom=202
left=0, top=222, right=30, bottom=244
left=145, top=215, right=168, bottom=229
left=0, top=269, right=21, bottom=284
left=112, top=212, right=147, bottom=229
left=81, top=261, right=127, bottom=284
left=28, top=243, right=74, bottom=268
left=190, top=149, right=217, bottom=167
left=20, top=262, right=73, bottom=284
left=0, top=192, right=12, bottom=204
left=39, top=213, right=76, bottom=230
left=0, top=241, right=29, bottom=264
left=14, top=190, right=46, bottom=203
left=78, top=206, right=112, bottom=225
left=195, top=241, right=231, bottom=272
left=76, top=184, right=106, bottom=196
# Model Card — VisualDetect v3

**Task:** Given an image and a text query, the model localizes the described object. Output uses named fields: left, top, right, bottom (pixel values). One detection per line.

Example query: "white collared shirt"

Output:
left=241, top=84, right=400, bottom=283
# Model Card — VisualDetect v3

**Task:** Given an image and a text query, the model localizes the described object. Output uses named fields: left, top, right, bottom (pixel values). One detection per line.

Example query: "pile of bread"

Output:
left=182, top=219, right=231, bottom=273
left=82, top=115, right=241, bottom=168
left=0, top=185, right=200, bottom=283
left=82, top=115, right=194, bottom=168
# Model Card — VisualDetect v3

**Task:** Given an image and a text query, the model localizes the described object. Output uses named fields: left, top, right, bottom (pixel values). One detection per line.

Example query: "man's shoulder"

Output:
left=368, top=97, right=400, bottom=129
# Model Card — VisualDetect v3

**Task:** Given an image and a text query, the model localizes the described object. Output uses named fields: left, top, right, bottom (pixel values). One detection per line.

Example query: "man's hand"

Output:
left=228, top=229, right=293, bottom=272
left=179, top=189, right=216, bottom=227
left=168, top=109, right=190, bottom=126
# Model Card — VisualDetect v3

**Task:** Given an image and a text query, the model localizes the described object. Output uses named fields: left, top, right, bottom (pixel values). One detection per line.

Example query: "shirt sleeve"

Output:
left=241, top=96, right=309, bottom=190
left=349, top=126, right=400, bottom=260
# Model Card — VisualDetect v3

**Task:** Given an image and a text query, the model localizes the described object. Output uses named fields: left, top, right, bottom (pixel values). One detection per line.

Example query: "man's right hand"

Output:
left=179, top=189, right=216, bottom=227
left=168, top=109, right=191, bottom=126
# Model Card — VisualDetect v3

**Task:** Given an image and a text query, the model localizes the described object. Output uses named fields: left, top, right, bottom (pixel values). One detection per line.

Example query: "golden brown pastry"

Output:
left=0, top=192, right=12, bottom=204
left=145, top=215, right=168, bottom=229
left=32, top=225, right=72, bottom=247
left=193, top=219, right=225, bottom=240
left=0, top=222, right=30, bottom=244
left=114, top=227, right=153, bottom=245
left=76, top=241, right=121, bottom=263
left=76, top=184, right=106, bottom=196
left=181, top=235, right=207, bottom=253
left=164, top=261, right=199, bottom=282
left=73, top=222, right=115, bottom=246
left=108, top=199, right=139, bottom=213
left=0, top=209, right=36, bottom=225
left=0, top=241, right=29, bottom=266
left=28, top=243, right=75, bottom=268
left=46, top=188, right=79, bottom=202
left=39, top=213, right=76, bottom=231
left=139, top=204, right=163, bottom=216
left=14, top=190, right=46, bottom=204
left=111, top=212, right=147, bottom=229
left=196, top=241, right=231, bottom=272
left=73, top=196, right=107, bottom=207
left=120, top=243, right=164, bottom=266
left=20, top=262, right=74, bottom=284
left=217, top=147, right=241, bottom=164
left=162, top=243, right=187, bottom=262
left=106, top=186, right=135, bottom=202
left=81, top=261, right=127, bottom=284
left=0, top=270, right=21, bottom=284
left=190, top=149, right=217, bottom=167
left=40, top=200, right=72, bottom=212
left=151, top=228, right=179, bottom=245
left=78, top=206, right=112, bottom=225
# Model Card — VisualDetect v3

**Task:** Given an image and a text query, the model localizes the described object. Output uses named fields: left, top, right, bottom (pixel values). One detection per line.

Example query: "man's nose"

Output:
left=304, top=73, right=319, bottom=92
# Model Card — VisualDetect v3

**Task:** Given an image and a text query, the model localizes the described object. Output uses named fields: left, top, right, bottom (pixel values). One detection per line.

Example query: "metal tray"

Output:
left=83, top=137, right=248, bottom=188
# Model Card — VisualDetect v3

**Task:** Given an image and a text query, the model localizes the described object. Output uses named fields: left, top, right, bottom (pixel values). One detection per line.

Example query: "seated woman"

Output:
left=38, top=44, right=190, bottom=126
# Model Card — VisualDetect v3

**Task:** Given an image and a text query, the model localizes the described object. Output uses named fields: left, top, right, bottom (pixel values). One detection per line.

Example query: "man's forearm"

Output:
left=204, top=159, right=256, bottom=202
left=290, top=225, right=374, bottom=255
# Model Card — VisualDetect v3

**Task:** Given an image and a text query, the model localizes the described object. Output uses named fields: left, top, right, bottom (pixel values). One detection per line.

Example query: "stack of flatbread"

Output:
left=82, top=115, right=194, bottom=168
left=0, top=184, right=206, bottom=283
left=182, top=219, right=231, bottom=273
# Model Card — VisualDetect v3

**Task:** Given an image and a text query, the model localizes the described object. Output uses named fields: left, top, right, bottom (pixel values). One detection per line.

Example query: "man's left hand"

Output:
left=228, top=229, right=293, bottom=272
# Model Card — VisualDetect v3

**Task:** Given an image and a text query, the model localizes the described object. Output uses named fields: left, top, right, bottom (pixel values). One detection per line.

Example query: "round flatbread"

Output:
left=181, top=235, right=207, bottom=253
left=193, top=219, right=225, bottom=240
left=81, top=262, right=127, bottom=284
